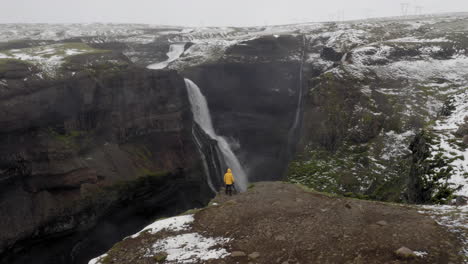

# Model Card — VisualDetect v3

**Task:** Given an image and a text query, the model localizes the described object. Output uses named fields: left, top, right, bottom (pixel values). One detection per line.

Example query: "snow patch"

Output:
left=320, top=29, right=368, bottom=50
left=65, top=49, right=82, bottom=56
left=388, top=37, right=452, bottom=43
left=131, top=215, right=194, bottom=238
left=88, top=254, right=107, bottom=264
left=414, top=251, right=428, bottom=257
left=381, top=130, right=416, bottom=161
left=0, top=44, right=97, bottom=76
left=376, top=56, right=468, bottom=85
left=147, top=43, right=186, bottom=69
left=88, top=213, right=231, bottom=264
left=149, top=233, right=230, bottom=263
left=418, top=205, right=468, bottom=256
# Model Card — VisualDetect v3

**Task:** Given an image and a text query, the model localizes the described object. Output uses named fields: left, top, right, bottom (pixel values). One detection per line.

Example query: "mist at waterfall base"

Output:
left=185, top=78, right=248, bottom=192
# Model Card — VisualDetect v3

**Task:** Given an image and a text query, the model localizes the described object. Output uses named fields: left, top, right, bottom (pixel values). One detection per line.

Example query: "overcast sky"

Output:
left=2, top=0, right=468, bottom=26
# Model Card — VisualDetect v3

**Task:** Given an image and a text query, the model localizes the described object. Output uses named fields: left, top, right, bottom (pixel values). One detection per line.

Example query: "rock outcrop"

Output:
left=89, top=182, right=465, bottom=264
left=0, top=53, right=213, bottom=263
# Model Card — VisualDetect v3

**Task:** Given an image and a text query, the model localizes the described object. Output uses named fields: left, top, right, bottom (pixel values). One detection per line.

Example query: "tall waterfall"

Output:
left=287, top=35, right=307, bottom=157
left=185, top=79, right=248, bottom=192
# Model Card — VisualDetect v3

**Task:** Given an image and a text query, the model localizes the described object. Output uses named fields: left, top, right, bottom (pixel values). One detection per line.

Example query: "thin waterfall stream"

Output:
left=185, top=78, right=248, bottom=192
left=287, top=34, right=307, bottom=158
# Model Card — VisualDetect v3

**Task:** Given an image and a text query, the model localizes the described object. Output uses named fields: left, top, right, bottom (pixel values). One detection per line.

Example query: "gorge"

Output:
left=0, top=13, right=467, bottom=263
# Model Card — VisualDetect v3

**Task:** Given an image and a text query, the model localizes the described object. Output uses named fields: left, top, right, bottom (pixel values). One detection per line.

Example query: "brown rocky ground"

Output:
left=95, top=182, right=466, bottom=264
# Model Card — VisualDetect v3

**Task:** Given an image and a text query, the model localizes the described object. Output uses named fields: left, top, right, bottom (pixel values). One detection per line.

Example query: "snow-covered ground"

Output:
left=418, top=205, right=468, bottom=257
left=0, top=43, right=106, bottom=77
left=150, top=233, right=230, bottom=263
left=2, top=13, right=468, bottom=74
left=431, top=91, right=468, bottom=196
left=88, top=214, right=231, bottom=264
left=0, top=23, right=170, bottom=43
left=130, top=215, right=194, bottom=238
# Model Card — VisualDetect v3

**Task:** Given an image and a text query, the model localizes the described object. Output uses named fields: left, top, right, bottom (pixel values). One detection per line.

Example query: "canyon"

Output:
left=0, top=13, right=467, bottom=263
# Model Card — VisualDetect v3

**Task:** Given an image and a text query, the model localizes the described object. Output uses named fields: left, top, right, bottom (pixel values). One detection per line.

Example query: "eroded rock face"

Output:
left=0, top=61, right=212, bottom=261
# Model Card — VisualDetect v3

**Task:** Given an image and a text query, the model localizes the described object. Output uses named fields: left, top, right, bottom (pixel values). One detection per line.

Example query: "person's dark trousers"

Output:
left=225, top=184, right=233, bottom=196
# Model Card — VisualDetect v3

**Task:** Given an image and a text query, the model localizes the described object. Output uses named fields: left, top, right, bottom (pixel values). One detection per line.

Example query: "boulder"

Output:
left=321, top=47, right=344, bottom=62
left=248, top=252, right=261, bottom=259
left=455, top=196, right=468, bottom=206
left=463, top=135, right=468, bottom=146
left=455, top=123, right=468, bottom=137
left=376, top=220, right=388, bottom=226
left=395, top=247, right=417, bottom=259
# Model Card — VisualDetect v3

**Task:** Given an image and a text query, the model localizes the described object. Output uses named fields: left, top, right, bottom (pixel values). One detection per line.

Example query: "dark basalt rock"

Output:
left=0, top=63, right=213, bottom=262
left=0, top=59, right=38, bottom=79
left=320, top=47, right=344, bottom=62
left=407, top=131, right=433, bottom=204
left=454, top=118, right=468, bottom=138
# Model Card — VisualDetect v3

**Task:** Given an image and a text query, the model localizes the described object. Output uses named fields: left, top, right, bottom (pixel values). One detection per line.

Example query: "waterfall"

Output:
left=185, top=79, right=248, bottom=192
left=147, top=43, right=186, bottom=70
left=287, top=35, right=307, bottom=157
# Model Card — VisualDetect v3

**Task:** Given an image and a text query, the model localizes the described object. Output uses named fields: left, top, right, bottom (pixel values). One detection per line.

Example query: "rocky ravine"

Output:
left=2, top=14, right=467, bottom=202
left=89, top=182, right=466, bottom=264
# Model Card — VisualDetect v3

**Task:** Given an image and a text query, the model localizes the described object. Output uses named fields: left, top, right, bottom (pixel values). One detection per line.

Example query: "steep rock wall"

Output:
left=0, top=58, right=212, bottom=262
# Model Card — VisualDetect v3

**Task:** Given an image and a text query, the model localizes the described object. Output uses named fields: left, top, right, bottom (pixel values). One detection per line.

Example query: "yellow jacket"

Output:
left=224, top=168, right=235, bottom=185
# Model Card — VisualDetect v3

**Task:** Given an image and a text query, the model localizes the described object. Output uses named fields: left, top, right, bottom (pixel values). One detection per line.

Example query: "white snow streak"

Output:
left=147, top=43, right=186, bottom=69
left=131, top=215, right=194, bottom=238
left=88, top=254, right=107, bottom=264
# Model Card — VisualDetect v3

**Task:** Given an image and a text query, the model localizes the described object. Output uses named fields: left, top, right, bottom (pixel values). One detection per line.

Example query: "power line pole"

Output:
left=338, top=10, right=345, bottom=22
left=400, top=2, right=410, bottom=18
left=415, top=6, right=423, bottom=16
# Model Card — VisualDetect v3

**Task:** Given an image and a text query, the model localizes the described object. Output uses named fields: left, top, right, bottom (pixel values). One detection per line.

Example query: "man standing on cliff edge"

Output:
left=224, top=168, right=235, bottom=196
